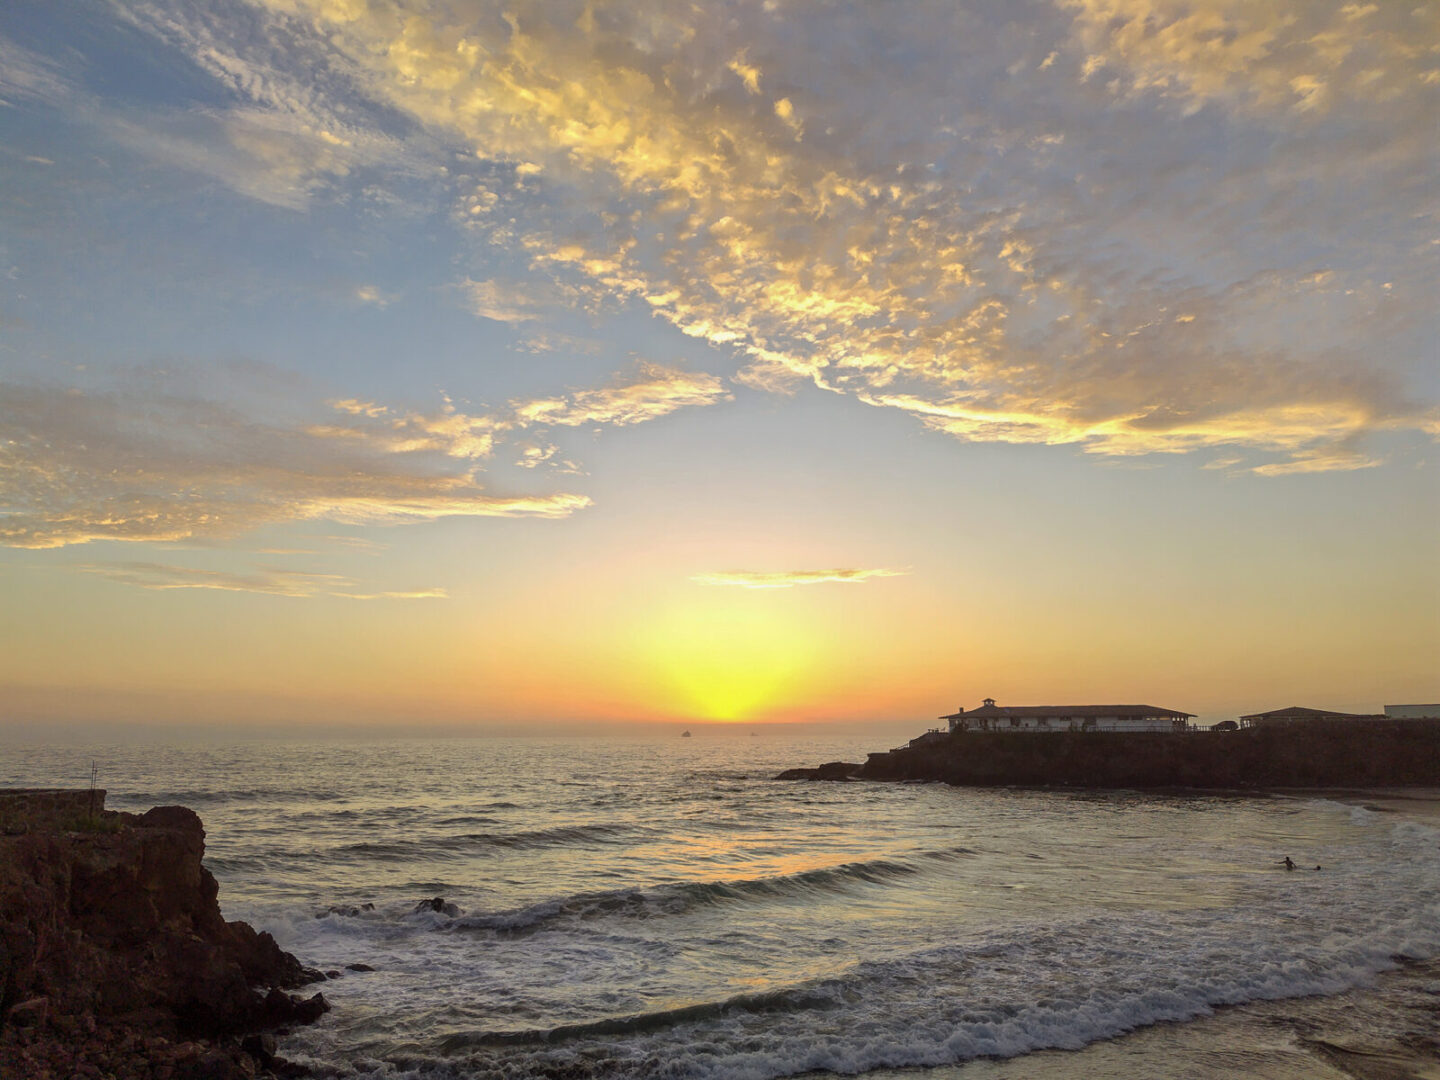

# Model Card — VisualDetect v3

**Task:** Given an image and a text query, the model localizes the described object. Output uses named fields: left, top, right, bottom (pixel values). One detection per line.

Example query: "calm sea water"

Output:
left=4, top=735, right=1438, bottom=1079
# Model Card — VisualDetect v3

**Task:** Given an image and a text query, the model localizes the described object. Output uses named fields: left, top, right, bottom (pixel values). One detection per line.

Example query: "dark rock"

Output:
left=318, top=902, right=373, bottom=918
left=344, top=963, right=375, bottom=972
left=775, top=762, right=861, bottom=781
left=178, top=1047, right=250, bottom=1080
left=323, top=970, right=341, bottom=980
left=227, top=920, right=324, bottom=988
left=290, top=993, right=329, bottom=1026
left=6, top=997, right=46, bottom=1028
left=240, top=1031, right=277, bottom=1067
left=414, top=896, right=459, bottom=916
left=774, top=768, right=821, bottom=780
left=0, top=799, right=329, bottom=1073
left=261, top=988, right=330, bottom=1028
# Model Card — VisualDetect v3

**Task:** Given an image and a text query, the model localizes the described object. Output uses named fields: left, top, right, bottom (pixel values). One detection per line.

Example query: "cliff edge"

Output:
left=782, top=722, right=1440, bottom=789
left=0, top=791, right=328, bottom=1079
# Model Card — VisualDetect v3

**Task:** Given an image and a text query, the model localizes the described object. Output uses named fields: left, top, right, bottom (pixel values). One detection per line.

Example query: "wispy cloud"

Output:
left=1250, top=448, right=1384, bottom=478
left=310, top=361, right=727, bottom=461
left=353, top=285, right=393, bottom=308
left=100, top=4, right=432, bottom=209
left=0, top=380, right=591, bottom=549
left=693, top=568, right=910, bottom=590
left=80, top=560, right=446, bottom=599
left=512, top=362, right=731, bottom=429
left=0, top=357, right=733, bottom=550
left=461, top=278, right=548, bottom=324
left=0, top=35, right=74, bottom=106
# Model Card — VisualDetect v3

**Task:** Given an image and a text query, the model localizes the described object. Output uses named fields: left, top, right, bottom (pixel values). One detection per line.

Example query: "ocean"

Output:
left=4, top=734, right=1438, bottom=1079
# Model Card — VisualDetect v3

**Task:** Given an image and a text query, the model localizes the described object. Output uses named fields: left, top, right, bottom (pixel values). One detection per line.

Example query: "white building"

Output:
left=1239, top=704, right=1440, bottom=726
left=942, top=698, right=1193, bottom=734
left=1385, top=704, right=1440, bottom=719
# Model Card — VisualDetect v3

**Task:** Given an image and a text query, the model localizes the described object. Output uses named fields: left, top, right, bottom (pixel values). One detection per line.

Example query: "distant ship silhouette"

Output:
left=681, top=730, right=692, bottom=738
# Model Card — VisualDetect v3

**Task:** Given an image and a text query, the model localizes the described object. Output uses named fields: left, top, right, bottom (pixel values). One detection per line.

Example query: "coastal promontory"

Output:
left=0, top=789, right=327, bottom=1079
left=785, top=721, right=1440, bottom=789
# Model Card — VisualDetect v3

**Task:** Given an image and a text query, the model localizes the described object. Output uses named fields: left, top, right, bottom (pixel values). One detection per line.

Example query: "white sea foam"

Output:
left=281, top=808, right=1439, bottom=1079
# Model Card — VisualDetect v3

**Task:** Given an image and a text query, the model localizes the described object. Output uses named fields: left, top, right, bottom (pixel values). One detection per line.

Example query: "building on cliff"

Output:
left=1240, top=704, right=1440, bottom=726
left=1238, top=706, right=1387, bottom=727
left=941, top=698, right=1194, bottom=734
left=1385, top=704, right=1440, bottom=719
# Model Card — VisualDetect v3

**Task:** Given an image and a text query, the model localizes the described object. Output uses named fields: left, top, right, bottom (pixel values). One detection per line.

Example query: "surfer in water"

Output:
left=1281, top=856, right=1296, bottom=870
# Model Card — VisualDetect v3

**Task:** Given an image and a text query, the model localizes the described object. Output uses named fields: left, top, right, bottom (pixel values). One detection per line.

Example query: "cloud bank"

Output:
left=99, top=0, right=1434, bottom=475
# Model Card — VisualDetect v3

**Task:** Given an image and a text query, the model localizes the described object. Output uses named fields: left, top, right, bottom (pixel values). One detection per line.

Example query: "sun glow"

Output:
left=633, top=598, right=816, bottom=721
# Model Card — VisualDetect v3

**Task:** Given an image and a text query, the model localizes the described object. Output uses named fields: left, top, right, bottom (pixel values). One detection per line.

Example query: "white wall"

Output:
left=950, top=716, right=1181, bottom=733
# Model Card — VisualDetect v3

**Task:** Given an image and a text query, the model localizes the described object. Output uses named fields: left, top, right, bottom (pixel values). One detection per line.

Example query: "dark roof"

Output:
left=1239, top=705, right=1387, bottom=722
left=940, top=703, right=1194, bottom=720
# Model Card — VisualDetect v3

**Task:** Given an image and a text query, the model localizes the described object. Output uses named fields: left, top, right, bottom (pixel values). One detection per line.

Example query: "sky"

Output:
left=0, top=0, right=1436, bottom=734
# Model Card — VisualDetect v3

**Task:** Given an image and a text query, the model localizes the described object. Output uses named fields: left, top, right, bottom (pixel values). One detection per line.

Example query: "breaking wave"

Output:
left=450, top=855, right=926, bottom=935
left=397, top=897, right=1440, bottom=1080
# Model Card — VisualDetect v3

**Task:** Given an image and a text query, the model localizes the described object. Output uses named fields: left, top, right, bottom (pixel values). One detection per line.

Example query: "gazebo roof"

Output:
left=1238, top=705, right=1385, bottom=722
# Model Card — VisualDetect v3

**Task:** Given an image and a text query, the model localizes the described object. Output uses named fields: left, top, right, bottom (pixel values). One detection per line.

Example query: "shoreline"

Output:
left=868, top=790, right=1440, bottom=1080
left=851, top=958, right=1440, bottom=1080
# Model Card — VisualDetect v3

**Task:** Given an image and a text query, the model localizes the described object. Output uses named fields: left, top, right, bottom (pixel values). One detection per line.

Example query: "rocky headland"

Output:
left=780, top=721, right=1440, bottom=789
left=0, top=789, right=328, bottom=1080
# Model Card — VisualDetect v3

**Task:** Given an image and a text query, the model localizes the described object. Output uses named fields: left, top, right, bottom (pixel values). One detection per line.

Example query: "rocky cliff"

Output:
left=0, top=795, right=328, bottom=1079
left=805, top=722, right=1440, bottom=788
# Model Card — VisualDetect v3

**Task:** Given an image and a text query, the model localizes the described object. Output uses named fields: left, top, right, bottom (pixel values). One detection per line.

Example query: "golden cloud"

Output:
left=693, top=568, right=910, bottom=590
left=133, top=1, right=1438, bottom=474
left=1061, top=0, right=1439, bottom=116
left=511, top=362, right=730, bottom=428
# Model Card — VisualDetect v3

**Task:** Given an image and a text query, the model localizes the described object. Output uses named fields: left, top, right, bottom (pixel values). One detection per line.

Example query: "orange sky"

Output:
left=0, top=1, right=1436, bottom=733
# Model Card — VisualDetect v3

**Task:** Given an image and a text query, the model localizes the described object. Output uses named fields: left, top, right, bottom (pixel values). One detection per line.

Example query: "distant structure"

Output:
left=1240, top=706, right=1387, bottom=727
left=941, top=698, right=1193, bottom=734
left=1385, top=704, right=1440, bottom=719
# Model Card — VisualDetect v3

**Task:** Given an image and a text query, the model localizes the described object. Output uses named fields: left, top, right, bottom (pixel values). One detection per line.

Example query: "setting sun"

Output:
left=633, top=597, right=817, bottom=721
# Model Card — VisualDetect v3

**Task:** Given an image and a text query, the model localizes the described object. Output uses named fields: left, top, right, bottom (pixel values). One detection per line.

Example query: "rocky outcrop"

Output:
left=780, top=722, right=1440, bottom=789
left=775, top=761, right=863, bottom=781
left=0, top=799, right=327, bottom=1079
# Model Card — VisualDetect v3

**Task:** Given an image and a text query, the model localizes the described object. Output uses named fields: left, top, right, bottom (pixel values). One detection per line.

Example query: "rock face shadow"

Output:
left=0, top=792, right=329, bottom=1078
